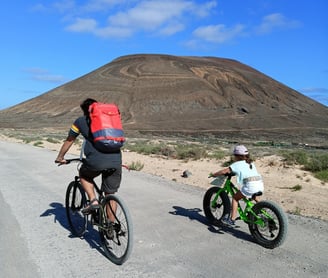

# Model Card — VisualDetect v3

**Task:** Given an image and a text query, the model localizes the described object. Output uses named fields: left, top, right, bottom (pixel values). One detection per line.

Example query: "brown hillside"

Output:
left=0, top=54, right=327, bottom=144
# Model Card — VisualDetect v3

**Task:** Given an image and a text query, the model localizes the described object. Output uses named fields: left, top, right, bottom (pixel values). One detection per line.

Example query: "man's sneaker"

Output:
left=221, top=217, right=235, bottom=226
left=81, top=198, right=100, bottom=215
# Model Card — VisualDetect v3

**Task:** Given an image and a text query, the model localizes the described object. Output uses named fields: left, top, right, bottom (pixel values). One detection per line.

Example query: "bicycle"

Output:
left=61, top=158, right=133, bottom=265
left=203, top=173, right=288, bottom=249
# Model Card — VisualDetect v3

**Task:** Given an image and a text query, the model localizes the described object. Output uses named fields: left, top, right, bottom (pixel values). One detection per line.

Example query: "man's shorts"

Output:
left=79, top=164, right=122, bottom=194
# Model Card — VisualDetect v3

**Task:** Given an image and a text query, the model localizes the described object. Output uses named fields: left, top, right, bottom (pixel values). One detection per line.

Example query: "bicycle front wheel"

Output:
left=65, top=181, right=87, bottom=237
left=203, top=186, right=231, bottom=225
left=99, top=194, right=133, bottom=265
left=248, top=200, right=288, bottom=249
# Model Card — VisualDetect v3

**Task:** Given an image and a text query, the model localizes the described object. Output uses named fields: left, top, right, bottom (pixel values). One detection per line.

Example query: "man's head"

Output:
left=80, top=98, right=97, bottom=115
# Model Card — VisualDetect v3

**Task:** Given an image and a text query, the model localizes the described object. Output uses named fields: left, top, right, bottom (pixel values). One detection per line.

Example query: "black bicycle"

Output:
left=62, top=158, right=133, bottom=265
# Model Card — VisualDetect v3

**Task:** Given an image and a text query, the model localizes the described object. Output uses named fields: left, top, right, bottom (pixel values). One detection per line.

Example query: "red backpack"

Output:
left=88, top=102, right=125, bottom=152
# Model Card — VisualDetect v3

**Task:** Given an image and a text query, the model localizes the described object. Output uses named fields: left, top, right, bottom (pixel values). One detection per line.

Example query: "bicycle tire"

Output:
left=203, top=186, right=231, bottom=224
left=248, top=200, right=288, bottom=249
left=65, top=181, right=87, bottom=237
left=99, top=194, right=133, bottom=265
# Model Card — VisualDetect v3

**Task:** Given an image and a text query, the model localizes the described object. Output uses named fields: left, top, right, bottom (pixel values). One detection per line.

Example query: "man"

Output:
left=55, top=98, right=122, bottom=214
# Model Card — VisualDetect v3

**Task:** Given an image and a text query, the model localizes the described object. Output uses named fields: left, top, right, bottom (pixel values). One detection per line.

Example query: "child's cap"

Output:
left=233, top=145, right=248, bottom=155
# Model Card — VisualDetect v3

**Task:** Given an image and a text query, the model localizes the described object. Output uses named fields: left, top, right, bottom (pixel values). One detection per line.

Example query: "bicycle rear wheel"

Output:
left=248, top=200, right=288, bottom=249
left=65, top=180, right=87, bottom=237
left=99, top=194, right=133, bottom=265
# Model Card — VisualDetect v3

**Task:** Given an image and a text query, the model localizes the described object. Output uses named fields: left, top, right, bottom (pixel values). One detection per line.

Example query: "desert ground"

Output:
left=0, top=133, right=327, bottom=221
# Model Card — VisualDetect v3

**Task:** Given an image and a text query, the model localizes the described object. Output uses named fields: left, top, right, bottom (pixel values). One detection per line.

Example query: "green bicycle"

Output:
left=203, top=173, right=288, bottom=249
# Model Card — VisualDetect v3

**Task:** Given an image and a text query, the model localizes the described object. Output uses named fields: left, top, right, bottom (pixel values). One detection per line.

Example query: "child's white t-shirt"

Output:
left=230, top=160, right=264, bottom=197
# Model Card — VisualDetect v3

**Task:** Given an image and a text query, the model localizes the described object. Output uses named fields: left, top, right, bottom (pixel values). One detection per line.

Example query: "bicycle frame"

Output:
left=72, top=173, right=122, bottom=228
left=211, top=175, right=273, bottom=227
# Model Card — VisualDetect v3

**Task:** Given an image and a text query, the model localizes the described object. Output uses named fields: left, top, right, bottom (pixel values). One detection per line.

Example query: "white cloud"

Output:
left=255, top=13, right=301, bottom=35
left=66, top=18, right=98, bottom=32
left=190, top=0, right=217, bottom=17
left=300, top=87, right=328, bottom=93
left=299, top=87, right=328, bottom=106
left=30, top=3, right=48, bottom=12
left=108, top=1, right=193, bottom=30
left=62, top=0, right=218, bottom=38
left=187, top=12, right=301, bottom=49
left=53, top=0, right=76, bottom=13
left=32, top=74, right=66, bottom=83
left=80, top=0, right=125, bottom=13
left=159, top=22, right=185, bottom=36
left=94, top=26, right=134, bottom=38
left=23, top=68, right=66, bottom=83
left=193, top=24, right=245, bottom=44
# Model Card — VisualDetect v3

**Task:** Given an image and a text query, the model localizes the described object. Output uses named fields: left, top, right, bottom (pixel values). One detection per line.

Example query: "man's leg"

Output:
left=80, top=177, right=98, bottom=204
left=102, top=168, right=121, bottom=222
left=105, top=195, right=117, bottom=223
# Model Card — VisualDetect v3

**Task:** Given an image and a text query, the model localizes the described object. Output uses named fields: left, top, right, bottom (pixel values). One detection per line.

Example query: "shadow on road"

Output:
left=169, top=205, right=223, bottom=234
left=40, top=202, right=70, bottom=230
left=40, top=202, right=108, bottom=260
left=169, top=205, right=254, bottom=243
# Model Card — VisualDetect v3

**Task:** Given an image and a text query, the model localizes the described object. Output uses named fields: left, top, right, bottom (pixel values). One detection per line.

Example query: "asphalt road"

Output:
left=0, top=141, right=327, bottom=278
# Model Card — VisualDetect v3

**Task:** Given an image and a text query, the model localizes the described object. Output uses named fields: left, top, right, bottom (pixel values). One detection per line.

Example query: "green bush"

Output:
left=208, top=150, right=226, bottom=160
left=291, top=184, right=302, bottom=191
left=33, top=141, right=44, bottom=147
left=175, top=144, right=207, bottom=160
left=46, top=137, right=60, bottom=144
left=126, top=141, right=162, bottom=155
left=126, top=141, right=209, bottom=160
left=281, top=150, right=308, bottom=165
left=304, top=153, right=328, bottom=172
left=281, top=150, right=328, bottom=182
left=314, top=170, right=328, bottom=182
left=128, top=161, right=144, bottom=171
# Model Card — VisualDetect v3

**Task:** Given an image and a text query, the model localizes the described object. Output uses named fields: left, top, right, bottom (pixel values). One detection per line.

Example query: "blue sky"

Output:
left=1, top=0, right=327, bottom=109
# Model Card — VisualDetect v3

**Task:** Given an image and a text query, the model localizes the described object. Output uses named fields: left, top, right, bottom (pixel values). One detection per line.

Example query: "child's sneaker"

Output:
left=221, top=216, right=235, bottom=226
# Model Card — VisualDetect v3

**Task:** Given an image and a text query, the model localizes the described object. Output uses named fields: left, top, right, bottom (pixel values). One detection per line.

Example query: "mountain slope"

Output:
left=0, top=54, right=327, bottom=143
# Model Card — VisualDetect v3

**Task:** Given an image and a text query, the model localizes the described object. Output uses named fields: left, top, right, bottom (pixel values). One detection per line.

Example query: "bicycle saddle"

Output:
left=251, top=191, right=263, bottom=200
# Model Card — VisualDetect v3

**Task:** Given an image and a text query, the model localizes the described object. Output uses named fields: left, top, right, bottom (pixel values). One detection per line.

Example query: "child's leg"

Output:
left=231, top=190, right=244, bottom=220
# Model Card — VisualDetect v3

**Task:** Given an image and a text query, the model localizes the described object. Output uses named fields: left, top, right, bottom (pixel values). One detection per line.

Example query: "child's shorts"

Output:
left=241, top=176, right=264, bottom=198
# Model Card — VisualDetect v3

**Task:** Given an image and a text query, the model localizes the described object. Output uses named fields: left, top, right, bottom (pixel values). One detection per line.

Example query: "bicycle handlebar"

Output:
left=56, top=158, right=130, bottom=171
left=65, top=158, right=82, bottom=164
left=208, top=172, right=235, bottom=178
left=55, top=158, right=82, bottom=166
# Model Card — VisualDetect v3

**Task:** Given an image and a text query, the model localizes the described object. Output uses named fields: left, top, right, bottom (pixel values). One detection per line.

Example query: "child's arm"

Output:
left=211, top=167, right=231, bottom=177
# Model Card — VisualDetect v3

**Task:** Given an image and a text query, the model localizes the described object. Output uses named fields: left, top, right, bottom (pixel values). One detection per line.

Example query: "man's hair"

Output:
left=80, top=98, right=97, bottom=115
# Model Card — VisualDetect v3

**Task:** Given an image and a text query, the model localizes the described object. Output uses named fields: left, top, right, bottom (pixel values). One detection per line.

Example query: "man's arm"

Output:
left=55, top=135, right=76, bottom=164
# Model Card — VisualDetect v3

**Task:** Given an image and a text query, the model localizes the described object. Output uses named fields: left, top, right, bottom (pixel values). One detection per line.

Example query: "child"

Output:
left=211, top=145, right=264, bottom=225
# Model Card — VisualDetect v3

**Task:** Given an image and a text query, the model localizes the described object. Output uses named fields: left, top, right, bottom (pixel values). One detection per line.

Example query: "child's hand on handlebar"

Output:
left=208, top=172, right=216, bottom=178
